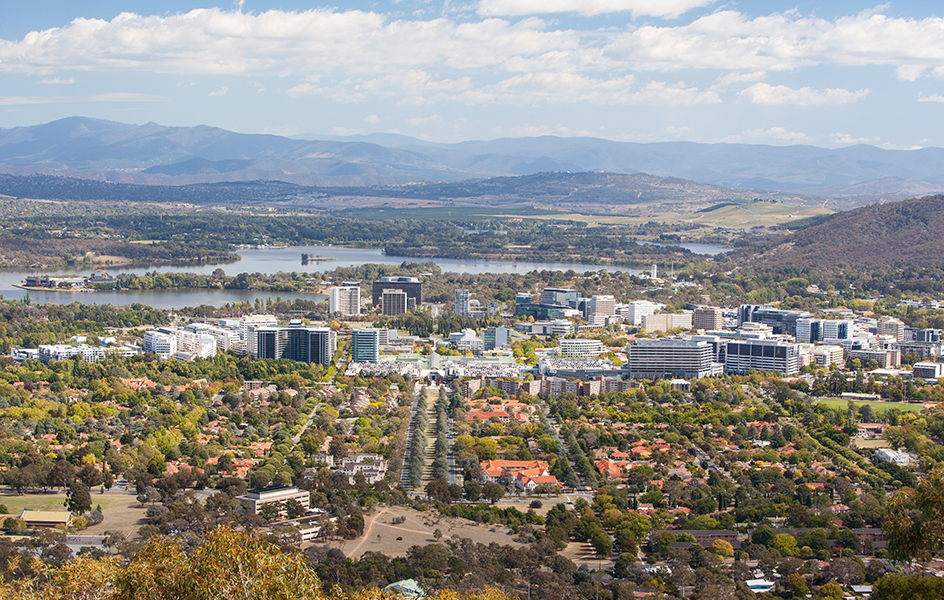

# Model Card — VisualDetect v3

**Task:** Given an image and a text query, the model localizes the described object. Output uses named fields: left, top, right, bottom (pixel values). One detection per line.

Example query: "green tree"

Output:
left=590, top=530, right=613, bottom=558
left=65, top=481, right=92, bottom=516
left=483, top=482, right=505, bottom=504
left=884, top=462, right=944, bottom=561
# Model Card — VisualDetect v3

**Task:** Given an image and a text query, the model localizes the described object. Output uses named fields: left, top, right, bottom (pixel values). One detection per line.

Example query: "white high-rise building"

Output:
left=143, top=331, right=178, bottom=360
left=329, top=284, right=361, bottom=316
left=624, top=300, right=658, bottom=326
left=454, top=289, right=471, bottom=317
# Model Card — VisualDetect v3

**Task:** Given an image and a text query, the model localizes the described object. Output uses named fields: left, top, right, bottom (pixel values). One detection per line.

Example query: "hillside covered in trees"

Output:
left=738, top=195, right=944, bottom=270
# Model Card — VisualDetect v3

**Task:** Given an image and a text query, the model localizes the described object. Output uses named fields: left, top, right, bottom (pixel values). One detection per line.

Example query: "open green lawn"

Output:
left=814, top=397, right=927, bottom=413
left=0, top=491, right=135, bottom=514
left=0, top=491, right=148, bottom=537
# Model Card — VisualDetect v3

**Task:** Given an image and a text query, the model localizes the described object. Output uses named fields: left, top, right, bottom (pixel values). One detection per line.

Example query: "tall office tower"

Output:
left=381, top=289, right=408, bottom=316
left=254, top=326, right=336, bottom=365
left=454, top=289, right=471, bottom=317
left=371, top=277, right=422, bottom=307
left=483, top=326, right=509, bottom=351
left=539, top=287, right=581, bottom=307
left=588, top=295, right=616, bottom=318
left=351, top=328, right=380, bottom=363
left=693, top=306, right=724, bottom=331
left=625, top=300, right=657, bottom=326
left=329, top=283, right=361, bottom=316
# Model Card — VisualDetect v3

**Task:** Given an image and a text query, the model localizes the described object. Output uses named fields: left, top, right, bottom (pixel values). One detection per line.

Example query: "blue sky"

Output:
left=2, top=1, right=944, bottom=148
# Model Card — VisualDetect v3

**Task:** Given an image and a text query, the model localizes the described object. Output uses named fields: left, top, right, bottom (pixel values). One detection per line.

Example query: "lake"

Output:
left=0, top=242, right=726, bottom=309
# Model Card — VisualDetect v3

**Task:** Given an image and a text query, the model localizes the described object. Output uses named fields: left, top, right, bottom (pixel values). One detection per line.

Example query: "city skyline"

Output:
left=2, top=1, right=944, bottom=149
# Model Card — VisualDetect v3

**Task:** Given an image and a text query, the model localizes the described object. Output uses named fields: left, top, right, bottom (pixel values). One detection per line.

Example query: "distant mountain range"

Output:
left=2, top=117, right=944, bottom=205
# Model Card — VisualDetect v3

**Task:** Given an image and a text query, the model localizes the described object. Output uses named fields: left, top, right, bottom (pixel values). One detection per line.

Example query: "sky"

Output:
left=1, top=1, right=944, bottom=148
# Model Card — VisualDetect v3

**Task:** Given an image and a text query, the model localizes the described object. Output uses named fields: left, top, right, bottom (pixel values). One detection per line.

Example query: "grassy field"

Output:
left=814, top=397, right=928, bottom=413
left=503, top=201, right=832, bottom=230
left=331, top=504, right=523, bottom=558
left=673, top=202, right=832, bottom=229
left=0, top=490, right=148, bottom=537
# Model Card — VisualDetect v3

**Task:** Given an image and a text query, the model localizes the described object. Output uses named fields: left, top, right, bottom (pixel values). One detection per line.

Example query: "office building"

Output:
left=905, top=327, right=941, bottom=343
left=587, top=295, right=616, bottom=319
left=738, top=305, right=813, bottom=336
left=914, top=361, right=944, bottom=381
left=539, top=287, right=581, bottom=307
left=238, top=486, right=310, bottom=518
left=255, top=326, right=336, bottom=365
left=371, top=277, right=422, bottom=308
left=329, top=283, right=361, bottom=316
left=623, top=300, right=658, bottom=326
left=559, top=338, right=606, bottom=358
left=725, top=338, right=801, bottom=376
left=877, top=316, right=905, bottom=342
left=38, top=344, right=107, bottom=364
left=693, top=307, right=723, bottom=331
left=187, top=323, right=238, bottom=352
left=381, top=289, right=409, bottom=316
left=454, top=289, right=471, bottom=317
left=351, top=328, right=380, bottom=363
left=850, top=348, right=900, bottom=369
left=174, top=330, right=217, bottom=360
left=240, top=315, right=279, bottom=357
left=796, top=318, right=853, bottom=343
left=811, top=345, right=845, bottom=368
left=625, top=339, right=722, bottom=380
left=483, top=326, right=509, bottom=351
left=515, top=292, right=533, bottom=306
left=642, top=312, right=693, bottom=333
left=143, top=331, right=178, bottom=360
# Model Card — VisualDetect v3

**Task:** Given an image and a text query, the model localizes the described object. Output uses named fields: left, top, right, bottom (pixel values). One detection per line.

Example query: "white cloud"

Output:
left=831, top=132, right=879, bottom=144
left=733, top=127, right=810, bottom=142
left=208, top=87, right=229, bottom=97
left=0, top=92, right=160, bottom=105
left=450, top=73, right=720, bottom=106
left=738, top=83, right=869, bottom=106
left=504, top=124, right=595, bottom=137
left=477, top=0, right=715, bottom=19
left=605, top=10, right=944, bottom=73
left=406, top=114, right=443, bottom=125
left=896, top=65, right=926, bottom=81
left=364, top=114, right=380, bottom=123
left=714, top=72, right=765, bottom=86
left=330, top=126, right=366, bottom=136
left=40, top=76, right=74, bottom=85
left=918, top=93, right=944, bottom=103
left=2, top=7, right=943, bottom=110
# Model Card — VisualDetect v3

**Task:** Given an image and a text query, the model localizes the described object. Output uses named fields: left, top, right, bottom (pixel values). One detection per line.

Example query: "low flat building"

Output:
left=238, top=486, right=310, bottom=518
left=19, top=510, right=73, bottom=528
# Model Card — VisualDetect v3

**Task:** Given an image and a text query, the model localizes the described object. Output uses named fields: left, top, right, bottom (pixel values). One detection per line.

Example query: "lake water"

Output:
left=0, top=243, right=726, bottom=309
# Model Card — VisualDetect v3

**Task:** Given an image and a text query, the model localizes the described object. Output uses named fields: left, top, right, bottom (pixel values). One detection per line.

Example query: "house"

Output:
left=480, top=460, right=550, bottom=482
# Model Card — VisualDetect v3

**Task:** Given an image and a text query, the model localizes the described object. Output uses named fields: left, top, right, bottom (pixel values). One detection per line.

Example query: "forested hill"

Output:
left=740, top=194, right=944, bottom=269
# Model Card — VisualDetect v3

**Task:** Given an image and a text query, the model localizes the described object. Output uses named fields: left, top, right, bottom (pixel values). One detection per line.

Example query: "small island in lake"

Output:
left=301, top=253, right=336, bottom=265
